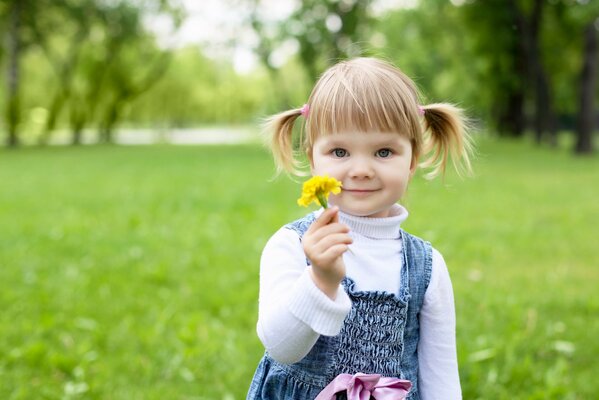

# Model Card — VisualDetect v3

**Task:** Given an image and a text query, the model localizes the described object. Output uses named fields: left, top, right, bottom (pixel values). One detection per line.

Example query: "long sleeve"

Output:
left=256, top=227, right=352, bottom=364
left=418, top=248, right=462, bottom=399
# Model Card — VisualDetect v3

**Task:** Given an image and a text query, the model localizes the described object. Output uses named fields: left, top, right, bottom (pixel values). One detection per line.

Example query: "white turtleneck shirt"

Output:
left=256, top=204, right=461, bottom=400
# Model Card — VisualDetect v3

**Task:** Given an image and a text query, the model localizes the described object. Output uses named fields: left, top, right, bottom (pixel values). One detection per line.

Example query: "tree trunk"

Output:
left=70, top=109, right=87, bottom=145
left=97, top=55, right=170, bottom=143
left=38, top=93, right=66, bottom=145
left=32, top=19, right=90, bottom=145
left=100, top=102, right=121, bottom=143
left=575, top=20, right=598, bottom=155
left=528, top=0, right=557, bottom=145
left=498, top=0, right=528, bottom=138
left=533, top=69, right=557, bottom=145
left=498, top=91, right=526, bottom=138
left=5, top=0, right=21, bottom=148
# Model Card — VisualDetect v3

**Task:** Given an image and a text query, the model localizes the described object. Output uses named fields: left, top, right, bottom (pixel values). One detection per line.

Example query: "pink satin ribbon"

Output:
left=315, top=372, right=412, bottom=400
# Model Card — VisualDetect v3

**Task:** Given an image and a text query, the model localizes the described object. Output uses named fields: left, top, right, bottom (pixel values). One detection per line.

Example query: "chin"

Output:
left=341, top=207, right=385, bottom=218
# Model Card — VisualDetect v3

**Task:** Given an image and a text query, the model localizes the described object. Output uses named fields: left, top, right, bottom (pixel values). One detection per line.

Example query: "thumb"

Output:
left=312, top=206, right=339, bottom=229
left=331, top=207, right=339, bottom=223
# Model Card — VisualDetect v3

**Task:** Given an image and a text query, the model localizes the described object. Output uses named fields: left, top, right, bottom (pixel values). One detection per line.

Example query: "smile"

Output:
left=343, top=189, right=379, bottom=194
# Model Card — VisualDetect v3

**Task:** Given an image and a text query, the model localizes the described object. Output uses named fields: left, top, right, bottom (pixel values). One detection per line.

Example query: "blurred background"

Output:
left=1, top=1, right=599, bottom=399
left=1, top=0, right=597, bottom=150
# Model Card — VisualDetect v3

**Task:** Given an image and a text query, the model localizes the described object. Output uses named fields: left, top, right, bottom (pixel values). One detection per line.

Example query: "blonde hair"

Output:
left=266, top=57, right=473, bottom=179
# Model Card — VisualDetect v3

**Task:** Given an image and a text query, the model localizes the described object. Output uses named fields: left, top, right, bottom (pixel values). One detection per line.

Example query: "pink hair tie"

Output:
left=300, top=103, right=310, bottom=118
left=418, top=106, right=425, bottom=116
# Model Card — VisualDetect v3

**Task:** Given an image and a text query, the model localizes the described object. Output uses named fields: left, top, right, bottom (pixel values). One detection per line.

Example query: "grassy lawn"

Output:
left=0, top=138, right=597, bottom=399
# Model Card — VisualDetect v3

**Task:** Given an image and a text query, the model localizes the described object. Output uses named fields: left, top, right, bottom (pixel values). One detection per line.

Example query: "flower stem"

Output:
left=316, top=193, right=328, bottom=209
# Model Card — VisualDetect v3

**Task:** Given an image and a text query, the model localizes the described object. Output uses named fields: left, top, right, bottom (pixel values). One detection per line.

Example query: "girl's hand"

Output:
left=302, top=206, right=352, bottom=299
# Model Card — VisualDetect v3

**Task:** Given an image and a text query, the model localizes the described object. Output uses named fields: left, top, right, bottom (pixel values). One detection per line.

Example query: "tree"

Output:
left=574, top=19, right=598, bottom=154
left=246, top=0, right=374, bottom=103
left=546, top=0, right=599, bottom=154
left=0, top=0, right=182, bottom=146
left=459, top=0, right=547, bottom=138
left=27, top=0, right=99, bottom=145
left=3, top=0, right=23, bottom=147
left=286, top=0, right=373, bottom=79
left=1, top=0, right=84, bottom=146
left=523, top=0, right=558, bottom=145
left=95, top=0, right=182, bottom=143
left=376, top=0, right=478, bottom=114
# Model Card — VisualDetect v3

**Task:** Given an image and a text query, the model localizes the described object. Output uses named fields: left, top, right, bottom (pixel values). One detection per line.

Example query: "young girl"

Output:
left=248, top=57, right=472, bottom=400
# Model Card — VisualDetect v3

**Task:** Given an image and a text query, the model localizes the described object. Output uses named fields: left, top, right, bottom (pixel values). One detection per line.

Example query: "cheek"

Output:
left=311, top=156, right=338, bottom=176
left=310, top=154, right=322, bottom=174
left=387, top=170, right=411, bottom=191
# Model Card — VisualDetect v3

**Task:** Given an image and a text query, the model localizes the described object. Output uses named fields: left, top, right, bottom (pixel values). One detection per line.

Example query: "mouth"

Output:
left=343, top=189, right=379, bottom=193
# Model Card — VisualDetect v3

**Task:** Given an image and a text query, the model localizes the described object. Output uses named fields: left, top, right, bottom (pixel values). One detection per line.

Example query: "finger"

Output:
left=308, top=222, right=350, bottom=242
left=305, top=225, right=349, bottom=253
left=309, top=244, right=349, bottom=270
left=306, top=234, right=352, bottom=265
left=331, top=209, right=339, bottom=223
left=313, top=233, right=353, bottom=253
left=307, top=206, right=339, bottom=233
left=320, top=244, right=350, bottom=261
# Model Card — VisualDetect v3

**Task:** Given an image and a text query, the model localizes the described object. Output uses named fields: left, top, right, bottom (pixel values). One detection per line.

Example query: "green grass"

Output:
left=0, top=138, right=597, bottom=399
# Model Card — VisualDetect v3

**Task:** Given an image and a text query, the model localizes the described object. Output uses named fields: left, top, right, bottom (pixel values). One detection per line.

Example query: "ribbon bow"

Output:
left=315, top=372, right=412, bottom=400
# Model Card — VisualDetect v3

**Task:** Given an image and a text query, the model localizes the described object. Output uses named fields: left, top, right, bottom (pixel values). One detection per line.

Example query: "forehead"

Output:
left=314, top=130, right=411, bottom=147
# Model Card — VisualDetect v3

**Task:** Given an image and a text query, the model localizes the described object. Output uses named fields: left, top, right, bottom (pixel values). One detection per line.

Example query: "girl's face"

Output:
left=311, top=130, right=417, bottom=218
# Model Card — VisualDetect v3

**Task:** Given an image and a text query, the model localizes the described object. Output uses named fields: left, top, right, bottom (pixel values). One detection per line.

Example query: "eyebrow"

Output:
left=375, top=138, right=407, bottom=148
left=322, top=138, right=348, bottom=147
left=364, top=141, right=409, bottom=151
left=323, top=136, right=406, bottom=147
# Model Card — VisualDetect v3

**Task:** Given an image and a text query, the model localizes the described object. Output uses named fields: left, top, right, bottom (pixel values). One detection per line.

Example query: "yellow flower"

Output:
left=297, top=175, right=342, bottom=208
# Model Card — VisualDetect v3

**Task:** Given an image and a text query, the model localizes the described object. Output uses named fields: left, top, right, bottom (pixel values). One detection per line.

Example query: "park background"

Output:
left=1, top=0, right=598, bottom=399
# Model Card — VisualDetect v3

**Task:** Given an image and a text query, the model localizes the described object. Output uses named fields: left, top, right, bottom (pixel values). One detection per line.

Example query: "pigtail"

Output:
left=419, top=103, right=474, bottom=179
left=264, top=108, right=304, bottom=176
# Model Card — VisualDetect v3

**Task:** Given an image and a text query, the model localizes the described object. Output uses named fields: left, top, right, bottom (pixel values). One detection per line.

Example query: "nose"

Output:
left=348, top=156, right=375, bottom=179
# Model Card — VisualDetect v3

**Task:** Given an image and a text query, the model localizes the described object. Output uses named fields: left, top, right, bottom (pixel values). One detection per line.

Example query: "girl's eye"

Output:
left=332, top=148, right=347, bottom=158
left=377, top=148, right=392, bottom=158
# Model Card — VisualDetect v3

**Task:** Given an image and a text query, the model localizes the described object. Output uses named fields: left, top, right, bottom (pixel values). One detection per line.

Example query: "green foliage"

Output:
left=0, top=138, right=598, bottom=398
left=543, top=0, right=599, bottom=115
left=127, top=49, right=314, bottom=126
left=374, top=1, right=476, bottom=106
left=3, top=0, right=597, bottom=145
left=126, top=48, right=269, bottom=126
left=287, top=0, right=373, bottom=76
left=244, top=0, right=597, bottom=142
left=0, top=0, right=183, bottom=144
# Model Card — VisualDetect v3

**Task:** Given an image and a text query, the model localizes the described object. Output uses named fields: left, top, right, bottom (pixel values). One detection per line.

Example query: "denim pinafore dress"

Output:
left=248, top=212, right=432, bottom=400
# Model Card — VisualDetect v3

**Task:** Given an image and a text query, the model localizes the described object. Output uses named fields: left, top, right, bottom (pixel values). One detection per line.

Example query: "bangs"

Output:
left=304, top=58, right=422, bottom=145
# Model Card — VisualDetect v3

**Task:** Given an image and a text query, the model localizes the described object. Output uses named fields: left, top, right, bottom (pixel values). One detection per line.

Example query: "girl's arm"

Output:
left=257, top=226, right=352, bottom=364
left=418, top=248, right=462, bottom=400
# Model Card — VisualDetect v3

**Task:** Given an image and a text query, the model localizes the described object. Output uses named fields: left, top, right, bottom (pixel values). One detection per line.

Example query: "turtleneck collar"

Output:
left=337, top=204, right=408, bottom=240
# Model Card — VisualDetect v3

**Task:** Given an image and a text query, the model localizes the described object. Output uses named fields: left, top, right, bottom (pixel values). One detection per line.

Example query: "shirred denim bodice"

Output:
left=248, top=212, right=432, bottom=400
